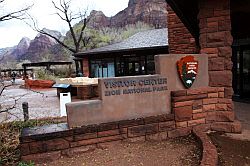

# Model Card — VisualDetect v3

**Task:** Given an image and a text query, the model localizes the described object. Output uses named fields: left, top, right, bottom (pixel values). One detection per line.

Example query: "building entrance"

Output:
left=116, top=56, right=143, bottom=76
left=233, top=45, right=250, bottom=99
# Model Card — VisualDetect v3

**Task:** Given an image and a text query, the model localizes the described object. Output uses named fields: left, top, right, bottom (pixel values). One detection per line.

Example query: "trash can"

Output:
left=59, top=92, right=71, bottom=117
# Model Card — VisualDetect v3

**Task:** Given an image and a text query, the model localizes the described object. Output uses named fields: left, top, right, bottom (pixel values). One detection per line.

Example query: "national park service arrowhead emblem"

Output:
left=177, top=56, right=198, bottom=89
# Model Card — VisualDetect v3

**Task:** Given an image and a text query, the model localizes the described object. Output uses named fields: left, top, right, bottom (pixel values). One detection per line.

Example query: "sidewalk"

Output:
left=0, top=79, right=60, bottom=123
left=226, top=101, right=250, bottom=140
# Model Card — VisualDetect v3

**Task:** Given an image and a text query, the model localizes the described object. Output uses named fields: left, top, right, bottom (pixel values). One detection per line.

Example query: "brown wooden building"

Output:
left=73, top=28, right=169, bottom=78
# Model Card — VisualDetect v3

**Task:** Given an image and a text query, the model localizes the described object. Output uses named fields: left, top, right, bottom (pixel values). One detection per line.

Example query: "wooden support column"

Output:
left=23, top=66, right=27, bottom=79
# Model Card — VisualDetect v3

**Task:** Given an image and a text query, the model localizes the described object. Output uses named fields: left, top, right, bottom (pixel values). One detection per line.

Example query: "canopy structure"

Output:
left=22, top=61, right=72, bottom=78
left=166, top=0, right=250, bottom=41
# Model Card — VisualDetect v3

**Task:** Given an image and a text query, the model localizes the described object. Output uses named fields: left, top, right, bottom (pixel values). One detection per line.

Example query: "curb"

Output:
left=192, top=127, right=218, bottom=166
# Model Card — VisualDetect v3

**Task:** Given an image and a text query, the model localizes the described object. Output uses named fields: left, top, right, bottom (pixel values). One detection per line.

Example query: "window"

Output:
left=90, top=59, right=115, bottom=78
left=146, top=55, right=155, bottom=75
left=75, top=60, right=83, bottom=76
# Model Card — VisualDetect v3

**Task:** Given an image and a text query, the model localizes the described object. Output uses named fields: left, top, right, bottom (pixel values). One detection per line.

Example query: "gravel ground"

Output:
left=209, top=132, right=250, bottom=166
left=38, top=135, right=201, bottom=166
left=0, top=80, right=60, bottom=123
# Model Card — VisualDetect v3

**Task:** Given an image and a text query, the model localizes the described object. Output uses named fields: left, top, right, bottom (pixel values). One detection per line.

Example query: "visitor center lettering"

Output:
left=103, top=77, right=168, bottom=96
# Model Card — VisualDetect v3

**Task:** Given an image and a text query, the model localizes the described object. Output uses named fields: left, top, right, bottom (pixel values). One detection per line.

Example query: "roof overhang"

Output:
left=231, top=0, right=250, bottom=40
left=22, top=61, right=72, bottom=67
left=74, top=45, right=169, bottom=59
left=166, top=0, right=250, bottom=42
left=165, top=0, right=199, bottom=45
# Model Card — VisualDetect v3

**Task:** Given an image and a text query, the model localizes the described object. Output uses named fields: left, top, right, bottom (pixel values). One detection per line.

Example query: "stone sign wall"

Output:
left=67, top=75, right=170, bottom=128
left=67, top=54, right=209, bottom=128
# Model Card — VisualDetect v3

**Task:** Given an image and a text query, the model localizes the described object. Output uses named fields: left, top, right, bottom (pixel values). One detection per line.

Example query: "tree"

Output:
left=0, top=82, right=14, bottom=114
left=0, top=0, right=32, bottom=22
left=0, top=0, right=32, bottom=65
left=0, top=0, right=32, bottom=103
left=63, top=22, right=154, bottom=51
left=30, top=0, right=88, bottom=54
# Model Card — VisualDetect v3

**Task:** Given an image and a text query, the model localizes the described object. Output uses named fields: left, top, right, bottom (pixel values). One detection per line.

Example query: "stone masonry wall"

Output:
left=198, top=0, right=233, bottom=99
left=167, top=0, right=233, bottom=99
left=20, top=87, right=241, bottom=164
left=171, top=87, right=240, bottom=131
left=167, top=5, right=199, bottom=54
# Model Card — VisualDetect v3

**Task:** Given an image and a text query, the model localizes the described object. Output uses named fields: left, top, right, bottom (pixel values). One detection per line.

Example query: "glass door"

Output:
left=233, top=46, right=250, bottom=98
left=115, top=55, right=155, bottom=77
left=128, top=61, right=140, bottom=76
left=242, top=49, right=250, bottom=97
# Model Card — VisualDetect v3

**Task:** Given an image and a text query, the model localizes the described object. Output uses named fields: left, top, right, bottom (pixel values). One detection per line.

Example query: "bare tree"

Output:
left=0, top=82, right=13, bottom=114
left=30, top=0, right=88, bottom=53
left=0, top=0, right=32, bottom=22
left=0, top=81, right=46, bottom=121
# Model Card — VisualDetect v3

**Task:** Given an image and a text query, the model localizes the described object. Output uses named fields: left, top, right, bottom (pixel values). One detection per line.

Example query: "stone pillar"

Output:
left=167, top=5, right=199, bottom=54
left=198, top=0, right=233, bottom=98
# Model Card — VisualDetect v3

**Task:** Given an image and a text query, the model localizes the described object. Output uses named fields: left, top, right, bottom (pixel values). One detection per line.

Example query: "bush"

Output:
left=0, top=119, right=63, bottom=165
left=36, top=69, right=57, bottom=81
left=35, top=66, right=73, bottom=81
left=52, top=66, right=72, bottom=78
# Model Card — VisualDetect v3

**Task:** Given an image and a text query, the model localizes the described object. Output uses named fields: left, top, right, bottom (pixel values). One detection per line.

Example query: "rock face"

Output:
left=20, top=34, right=58, bottom=62
left=0, top=47, right=13, bottom=59
left=41, top=28, right=63, bottom=40
left=13, top=37, right=31, bottom=59
left=113, top=0, right=168, bottom=28
left=1, top=29, right=62, bottom=63
left=87, top=10, right=110, bottom=28
left=88, top=0, right=167, bottom=28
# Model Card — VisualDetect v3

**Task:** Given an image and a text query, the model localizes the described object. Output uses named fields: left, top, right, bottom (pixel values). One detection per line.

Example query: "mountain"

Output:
left=0, top=48, right=8, bottom=55
left=0, top=0, right=168, bottom=66
left=19, top=34, right=59, bottom=62
left=0, top=29, right=63, bottom=63
left=0, top=47, right=13, bottom=59
left=87, top=10, right=110, bottom=28
left=12, top=37, right=31, bottom=59
left=88, top=0, right=167, bottom=29
left=41, top=28, right=63, bottom=40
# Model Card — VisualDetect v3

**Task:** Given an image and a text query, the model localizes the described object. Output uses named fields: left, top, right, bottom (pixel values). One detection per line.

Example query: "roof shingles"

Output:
left=78, top=28, right=168, bottom=55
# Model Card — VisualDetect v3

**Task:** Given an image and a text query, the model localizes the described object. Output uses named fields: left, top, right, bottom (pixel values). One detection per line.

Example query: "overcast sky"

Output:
left=0, top=0, right=128, bottom=48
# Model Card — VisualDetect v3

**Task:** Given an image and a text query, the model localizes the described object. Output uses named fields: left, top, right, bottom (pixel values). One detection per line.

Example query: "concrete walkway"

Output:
left=0, top=79, right=60, bottom=123
left=226, top=102, right=250, bottom=140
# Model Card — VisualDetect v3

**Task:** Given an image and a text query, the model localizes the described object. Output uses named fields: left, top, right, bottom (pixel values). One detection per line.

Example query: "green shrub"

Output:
left=51, top=66, right=72, bottom=78
left=36, top=69, right=57, bottom=81
left=35, top=66, right=72, bottom=81
left=0, top=119, right=63, bottom=165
